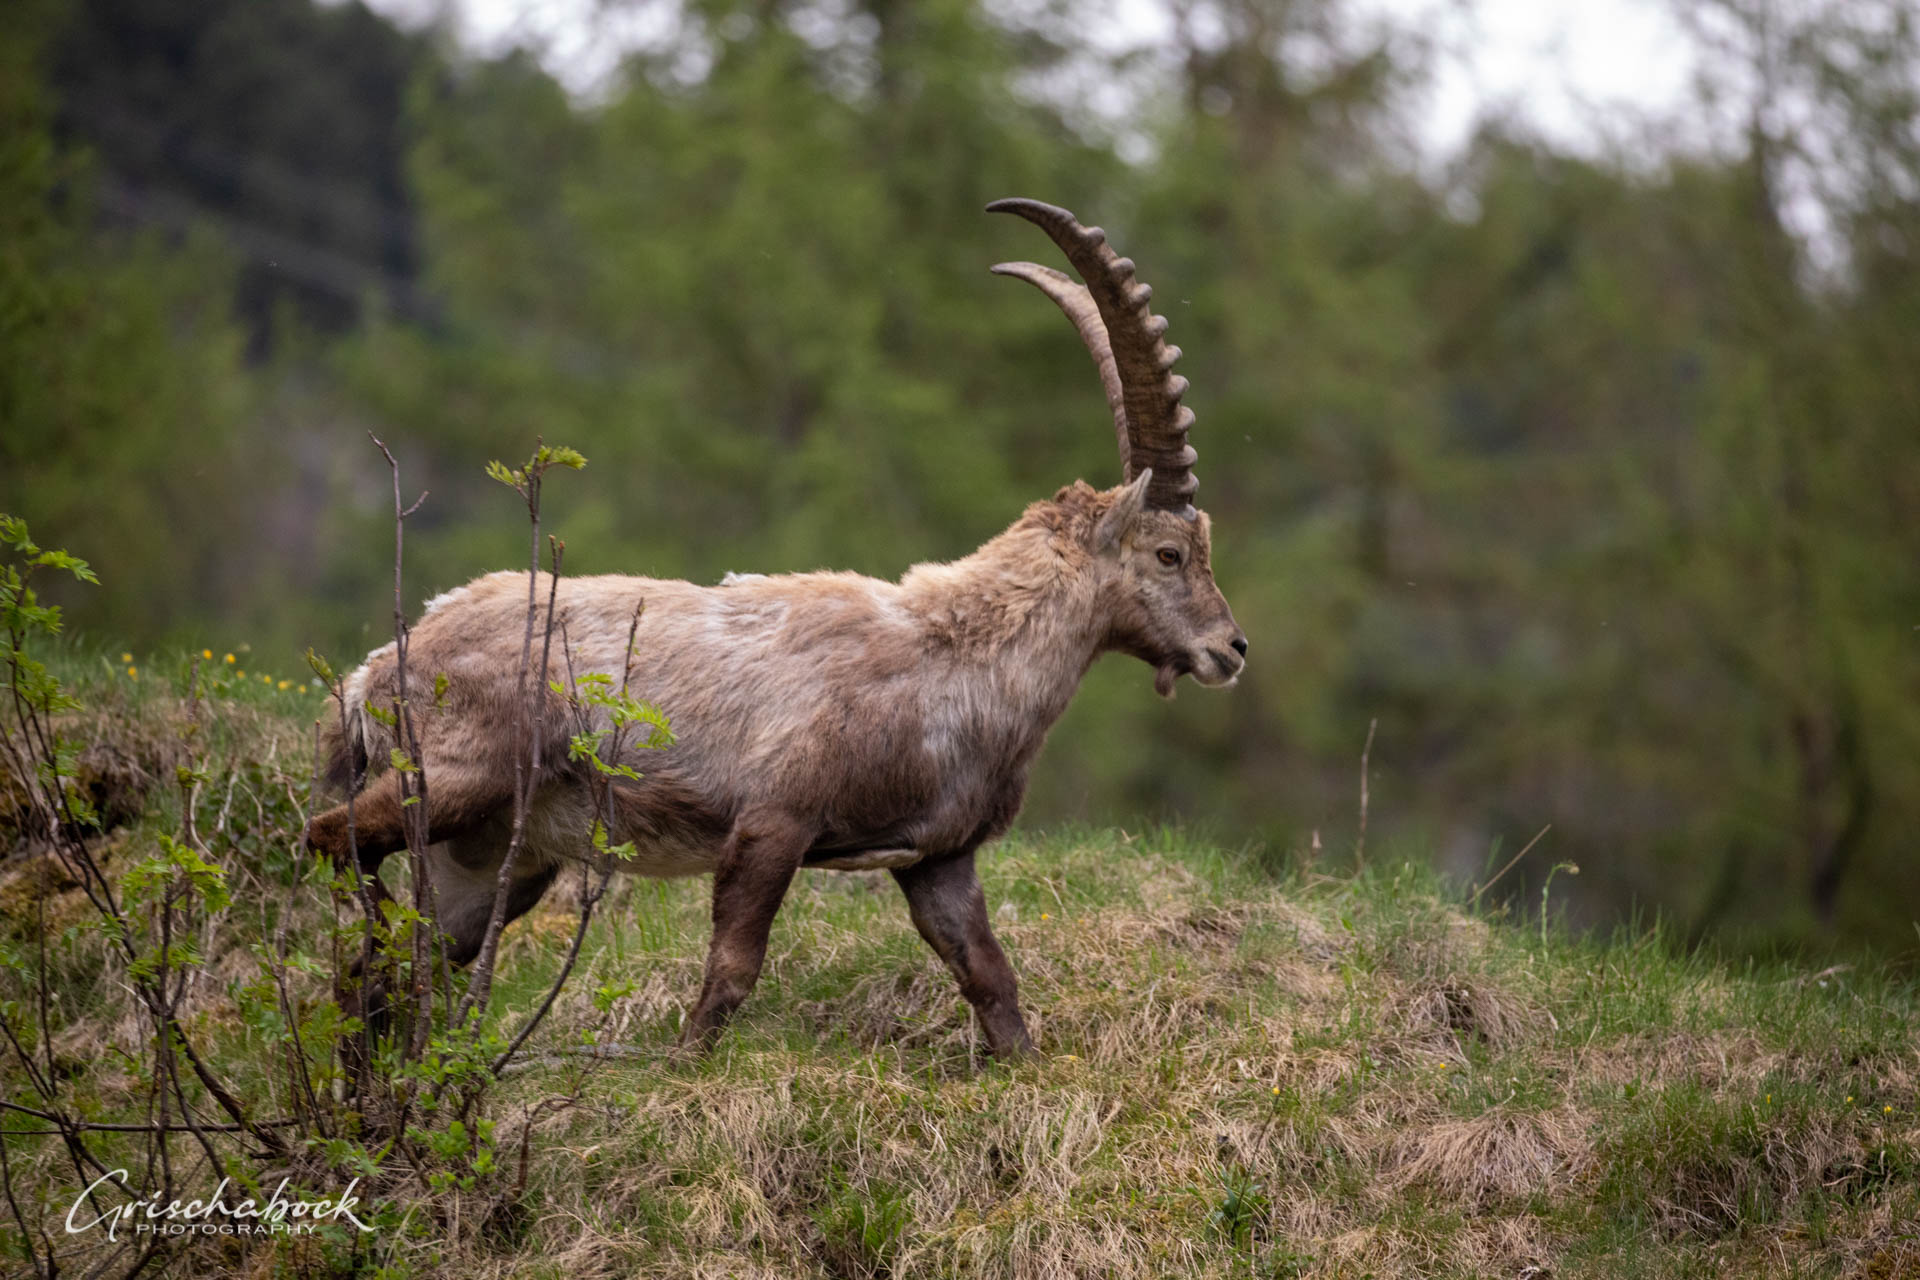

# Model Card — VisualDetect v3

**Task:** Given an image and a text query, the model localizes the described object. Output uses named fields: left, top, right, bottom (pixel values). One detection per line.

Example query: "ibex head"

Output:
left=990, top=198, right=1247, bottom=697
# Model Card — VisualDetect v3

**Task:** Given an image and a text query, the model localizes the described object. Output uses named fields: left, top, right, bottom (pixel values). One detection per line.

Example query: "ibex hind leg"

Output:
left=680, top=813, right=810, bottom=1051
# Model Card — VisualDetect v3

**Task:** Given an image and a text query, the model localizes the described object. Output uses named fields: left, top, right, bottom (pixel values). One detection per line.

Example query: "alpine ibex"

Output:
left=304, top=200, right=1247, bottom=1058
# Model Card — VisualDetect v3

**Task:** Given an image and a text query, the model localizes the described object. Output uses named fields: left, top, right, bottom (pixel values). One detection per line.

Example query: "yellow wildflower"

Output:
left=126, top=666, right=137, bottom=680
left=1041, top=912, right=1051, bottom=921
left=224, top=653, right=236, bottom=664
left=278, top=680, right=290, bottom=691
left=201, top=648, right=212, bottom=660
left=121, top=652, right=132, bottom=663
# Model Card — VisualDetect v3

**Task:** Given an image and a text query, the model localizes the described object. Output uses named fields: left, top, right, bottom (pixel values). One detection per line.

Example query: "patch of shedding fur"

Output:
left=338, top=640, right=394, bottom=712
left=337, top=640, right=397, bottom=767
left=421, top=584, right=471, bottom=617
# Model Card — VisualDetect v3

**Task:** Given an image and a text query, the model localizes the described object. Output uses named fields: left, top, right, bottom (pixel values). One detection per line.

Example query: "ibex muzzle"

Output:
left=305, top=200, right=1245, bottom=1059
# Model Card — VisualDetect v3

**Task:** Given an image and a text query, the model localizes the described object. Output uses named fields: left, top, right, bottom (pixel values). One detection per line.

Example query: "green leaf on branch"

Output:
left=306, top=647, right=337, bottom=685
left=537, top=445, right=587, bottom=470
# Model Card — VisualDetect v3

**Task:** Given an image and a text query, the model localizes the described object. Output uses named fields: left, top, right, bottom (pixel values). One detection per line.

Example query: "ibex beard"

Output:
left=304, top=200, right=1247, bottom=1060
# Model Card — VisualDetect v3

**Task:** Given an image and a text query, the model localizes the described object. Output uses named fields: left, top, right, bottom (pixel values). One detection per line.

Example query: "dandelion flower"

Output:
left=224, top=653, right=236, bottom=664
left=201, top=648, right=213, bottom=660
left=126, top=666, right=137, bottom=680
left=121, top=652, right=132, bottom=663
left=1041, top=912, right=1051, bottom=921
left=235, top=670, right=245, bottom=679
left=1847, top=1096, right=1855, bottom=1104
left=1270, top=1086, right=1280, bottom=1095
left=1439, top=1064, right=1448, bottom=1071
left=1886, top=1106, right=1894, bottom=1114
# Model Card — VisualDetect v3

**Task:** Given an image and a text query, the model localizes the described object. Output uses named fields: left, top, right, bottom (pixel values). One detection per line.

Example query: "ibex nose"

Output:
left=1229, top=634, right=1248, bottom=659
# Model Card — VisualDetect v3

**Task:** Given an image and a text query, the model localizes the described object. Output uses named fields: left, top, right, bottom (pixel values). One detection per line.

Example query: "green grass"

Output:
left=4, top=650, right=1919, bottom=1278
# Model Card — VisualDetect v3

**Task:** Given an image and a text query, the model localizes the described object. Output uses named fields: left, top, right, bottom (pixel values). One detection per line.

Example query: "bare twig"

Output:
left=459, top=514, right=565, bottom=1025
left=281, top=720, right=330, bottom=1134
left=1355, top=717, right=1377, bottom=870
left=369, top=433, right=437, bottom=1062
left=495, top=1043, right=653, bottom=1077
left=491, top=859, right=607, bottom=1075
left=1469, top=825, right=1553, bottom=906
left=0, top=1101, right=303, bottom=1134
left=0, top=1128, right=44, bottom=1280
left=490, top=600, right=642, bottom=1075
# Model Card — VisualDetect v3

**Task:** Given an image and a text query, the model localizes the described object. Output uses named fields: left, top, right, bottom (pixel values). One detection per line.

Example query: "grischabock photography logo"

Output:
left=66, top=1171, right=374, bottom=1241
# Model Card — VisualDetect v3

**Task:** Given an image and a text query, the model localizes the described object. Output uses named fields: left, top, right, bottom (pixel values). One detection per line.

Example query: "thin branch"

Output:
left=370, top=433, right=437, bottom=1063
left=0, top=1127, right=46, bottom=1279
left=1469, top=825, right=1554, bottom=906
left=490, top=870, right=605, bottom=1075
left=1354, top=717, right=1377, bottom=870
left=491, top=597, right=643, bottom=1074
left=0, top=1101, right=303, bottom=1133
left=459, top=527, right=564, bottom=1025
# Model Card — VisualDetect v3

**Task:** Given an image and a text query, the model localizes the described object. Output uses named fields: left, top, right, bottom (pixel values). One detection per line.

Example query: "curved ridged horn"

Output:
left=987, top=197, right=1197, bottom=518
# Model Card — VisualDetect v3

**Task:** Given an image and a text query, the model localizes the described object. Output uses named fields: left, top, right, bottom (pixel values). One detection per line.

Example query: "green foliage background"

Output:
left=2, top=0, right=1915, bottom=953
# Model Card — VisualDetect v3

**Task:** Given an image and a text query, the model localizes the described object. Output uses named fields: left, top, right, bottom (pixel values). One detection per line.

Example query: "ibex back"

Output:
left=304, top=200, right=1247, bottom=1058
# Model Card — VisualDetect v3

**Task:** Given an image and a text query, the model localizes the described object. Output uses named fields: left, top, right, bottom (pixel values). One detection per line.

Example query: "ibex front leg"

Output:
left=892, top=849, right=1035, bottom=1059
left=681, top=813, right=808, bottom=1050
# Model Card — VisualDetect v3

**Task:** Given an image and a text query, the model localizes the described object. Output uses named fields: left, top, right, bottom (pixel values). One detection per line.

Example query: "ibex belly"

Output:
left=508, top=783, right=723, bottom=879
left=806, top=847, right=925, bottom=871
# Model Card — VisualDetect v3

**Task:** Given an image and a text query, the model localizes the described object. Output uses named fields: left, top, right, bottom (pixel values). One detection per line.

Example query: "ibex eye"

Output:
left=1156, top=548, right=1181, bottom=568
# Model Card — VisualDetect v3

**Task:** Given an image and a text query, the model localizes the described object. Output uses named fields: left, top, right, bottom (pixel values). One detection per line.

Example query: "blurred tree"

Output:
left=1663, top=0, right=1920, bottom=934
left=0, top=0, right=259, bottom=641
left=1034, top=0, right=1447, bottom=829
left=334, top=0, right=1120, bottom=607
left=7, top=0, right=1915, bottom=952
left=48, top=0, right=428, bottom=353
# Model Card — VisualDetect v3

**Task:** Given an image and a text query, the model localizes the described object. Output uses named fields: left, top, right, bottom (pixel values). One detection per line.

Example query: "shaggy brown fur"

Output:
left=305, top=472, right=1245, bottom=1056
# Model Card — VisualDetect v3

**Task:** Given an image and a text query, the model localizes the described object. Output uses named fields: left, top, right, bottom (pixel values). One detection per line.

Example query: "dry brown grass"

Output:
left=321, top=836, right=1905, bottom=1280
left=5, top=688, right=1916, bottom=1280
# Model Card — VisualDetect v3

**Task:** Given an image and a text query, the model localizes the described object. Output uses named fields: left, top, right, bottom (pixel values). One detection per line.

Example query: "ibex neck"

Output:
left=898, top=520, right=1107, bottom=725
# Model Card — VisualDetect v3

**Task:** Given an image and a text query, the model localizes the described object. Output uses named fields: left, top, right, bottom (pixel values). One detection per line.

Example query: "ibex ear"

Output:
left=1093, top=469, right=1152, bottom=552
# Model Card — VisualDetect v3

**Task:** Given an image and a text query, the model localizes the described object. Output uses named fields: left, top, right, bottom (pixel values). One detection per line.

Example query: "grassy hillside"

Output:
left=3, top=649, right=1918, bottom=1279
